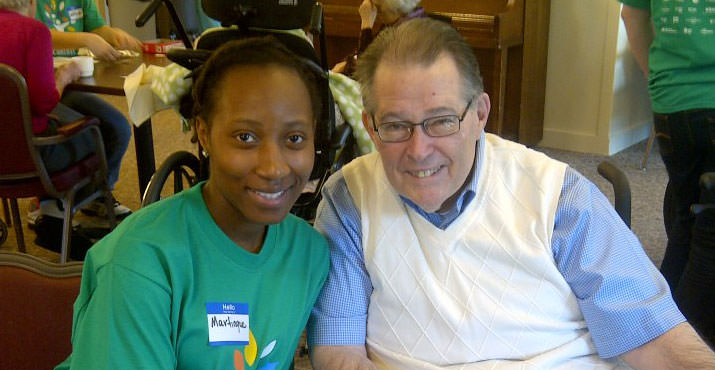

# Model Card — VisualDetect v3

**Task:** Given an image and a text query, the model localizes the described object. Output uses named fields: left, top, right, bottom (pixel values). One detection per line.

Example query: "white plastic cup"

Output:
left=71, top=56, right=94, bottom=77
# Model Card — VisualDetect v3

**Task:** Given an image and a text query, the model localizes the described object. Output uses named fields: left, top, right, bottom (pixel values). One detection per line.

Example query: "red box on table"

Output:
left=141, top=39, right=184, bottom=54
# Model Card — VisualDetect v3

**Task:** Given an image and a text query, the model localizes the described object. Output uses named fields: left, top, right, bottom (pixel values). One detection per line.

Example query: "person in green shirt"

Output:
left=55, top=37, right=330, bottom=370
left=36, top=0, right=141, bottom=61
left=620, top=0, right=715, bottom=345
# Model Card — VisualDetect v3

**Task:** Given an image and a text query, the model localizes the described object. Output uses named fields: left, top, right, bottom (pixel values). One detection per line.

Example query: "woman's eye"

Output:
left=235, top=132, right=256, bottom=143
left=287, top=134, right=305, bottom=144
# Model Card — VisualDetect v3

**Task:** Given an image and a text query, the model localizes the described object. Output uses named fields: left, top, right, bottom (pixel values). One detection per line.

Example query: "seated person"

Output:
left=308, top=18, right=715, bottom=369
left=35, top=0, right=141, bottom=61
left=0, top=0, right=126, bottom=225
left=33, top=0, right=141, bottom=219
left=55, top=37, right=330, bottom=369
left=333, top=0, right=424, bottom=76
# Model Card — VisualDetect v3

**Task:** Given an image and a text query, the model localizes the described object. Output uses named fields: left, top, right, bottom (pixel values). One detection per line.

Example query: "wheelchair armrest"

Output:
left=55, top=117, right=101, bottom=137
left=167, top=49, right=212, bottom=71
left=597, top=160, right=632, bottom=228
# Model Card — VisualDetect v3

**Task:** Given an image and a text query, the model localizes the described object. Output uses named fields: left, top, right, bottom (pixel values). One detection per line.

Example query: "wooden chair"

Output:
left=0, top=63, right=116, bottom=262
left=0, top=251, right=83, bottom=370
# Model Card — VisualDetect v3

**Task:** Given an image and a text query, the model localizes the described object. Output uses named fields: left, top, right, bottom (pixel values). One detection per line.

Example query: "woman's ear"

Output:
left=26, top=0, right=37, bottom=17
left=196, top=117, right=210, bottom=154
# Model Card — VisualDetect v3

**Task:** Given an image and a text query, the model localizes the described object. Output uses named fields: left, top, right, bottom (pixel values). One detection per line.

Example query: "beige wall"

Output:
left=540, top=0, right=652, bottom=155
left=105, top=0, right=156, bottom=41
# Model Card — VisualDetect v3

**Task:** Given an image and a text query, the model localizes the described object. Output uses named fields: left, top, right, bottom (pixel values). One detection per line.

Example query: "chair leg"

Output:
left=2, top=198, right=11, bottom=226
left=59, top=194, right=76, bottom=263
left=641, top=124, right=656, bottom=170
left=9, top=199, right=25, bottom=253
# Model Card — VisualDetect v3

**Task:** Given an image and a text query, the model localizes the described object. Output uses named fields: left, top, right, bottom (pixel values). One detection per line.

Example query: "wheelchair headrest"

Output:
left=195, top=29, right=325, bottom=77
left=202, top=0, right=315, bottom=30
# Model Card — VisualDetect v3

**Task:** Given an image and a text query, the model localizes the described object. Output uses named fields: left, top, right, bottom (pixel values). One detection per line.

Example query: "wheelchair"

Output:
left=139, top=0, right=356, bottom=221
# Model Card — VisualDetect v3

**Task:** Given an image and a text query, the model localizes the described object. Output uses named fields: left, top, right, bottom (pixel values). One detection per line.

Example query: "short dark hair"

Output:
left=355, top=18, right=483, bottom=113
left=192, top=36, right=321, bottom=128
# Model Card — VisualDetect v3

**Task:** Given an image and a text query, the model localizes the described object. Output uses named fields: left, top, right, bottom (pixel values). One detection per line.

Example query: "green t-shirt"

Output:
left=55, top=183, right=329, bottom=370
left=619, top=0, right=715, bottom=113
left=36, top=0, right=105, bottom=32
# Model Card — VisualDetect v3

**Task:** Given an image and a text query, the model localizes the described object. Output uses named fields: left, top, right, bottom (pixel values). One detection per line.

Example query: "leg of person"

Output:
left=59, top=91, right=131, bottom=218
left=673, top=109, right=715, bottom=346
left=40, top=102, right=96, bottom=173
left=655, top=112, right=701, bottom=290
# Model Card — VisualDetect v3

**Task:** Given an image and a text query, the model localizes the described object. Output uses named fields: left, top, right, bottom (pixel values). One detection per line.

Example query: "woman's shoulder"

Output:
left=276, top=215, right=329, bottom=255
left=88, top=188, right=204, bottom=262
left=281, top=214, right=326, bottom=239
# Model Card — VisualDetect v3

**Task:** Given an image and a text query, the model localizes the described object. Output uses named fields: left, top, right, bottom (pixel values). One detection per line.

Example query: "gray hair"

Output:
left=381, top=0, right=421, bottom=15
left=355, top=17, right=483, bottom=114
left=0, top=0, right=30, bottom=10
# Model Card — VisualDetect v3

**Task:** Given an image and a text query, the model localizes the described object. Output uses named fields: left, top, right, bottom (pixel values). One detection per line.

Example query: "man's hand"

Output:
left=85, top=32, right=121, bottom=61
left=621, top=322, right=715, bottom=369
left=55, top=61, right=81, bottom=96
left=311, top=345, right=377, bottom=370
left=359, top=0, right=378, bottom=29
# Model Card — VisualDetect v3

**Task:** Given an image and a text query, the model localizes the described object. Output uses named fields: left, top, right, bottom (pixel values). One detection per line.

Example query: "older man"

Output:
left=307, top=18, right=714, bottom=369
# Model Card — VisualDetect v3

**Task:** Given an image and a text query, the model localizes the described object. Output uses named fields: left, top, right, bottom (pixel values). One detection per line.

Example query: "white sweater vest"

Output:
left=343, top=134, right=626, bottom=369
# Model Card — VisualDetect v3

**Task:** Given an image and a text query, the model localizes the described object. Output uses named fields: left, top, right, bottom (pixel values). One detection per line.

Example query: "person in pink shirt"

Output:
left=0, top=0, right=80, bottom=135
left=0, top=0, right=126, bottom=254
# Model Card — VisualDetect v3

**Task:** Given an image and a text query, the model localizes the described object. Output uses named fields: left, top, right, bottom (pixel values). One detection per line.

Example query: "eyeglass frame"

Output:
left=371, top=97, right=475, bottom=143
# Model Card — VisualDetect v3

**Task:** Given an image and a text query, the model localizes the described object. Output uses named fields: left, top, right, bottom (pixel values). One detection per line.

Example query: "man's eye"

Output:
left=235, top=132, right=257, bottom=143
left=381, top=122, right=409, bottom=132
left=430, top=116, right=458, bottom=127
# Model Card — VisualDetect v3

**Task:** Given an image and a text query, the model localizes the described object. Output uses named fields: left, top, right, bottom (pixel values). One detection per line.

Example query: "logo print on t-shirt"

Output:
left=232, top=330, right=279, bottom=370
left=41, top=0, right=82, bottom=32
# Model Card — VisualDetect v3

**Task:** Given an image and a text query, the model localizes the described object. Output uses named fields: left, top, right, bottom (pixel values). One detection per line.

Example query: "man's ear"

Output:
left=475, top=92, right=491, bottom=132
left=362, top=110, right=381, bottom=145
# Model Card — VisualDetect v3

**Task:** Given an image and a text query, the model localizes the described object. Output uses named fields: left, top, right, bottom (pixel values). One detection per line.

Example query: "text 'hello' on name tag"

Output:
left=206, top=302, right=249, bottom=346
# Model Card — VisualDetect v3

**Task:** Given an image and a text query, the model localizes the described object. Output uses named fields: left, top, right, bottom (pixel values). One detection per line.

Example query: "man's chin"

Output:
left=407, top=196, right=444, bottom=213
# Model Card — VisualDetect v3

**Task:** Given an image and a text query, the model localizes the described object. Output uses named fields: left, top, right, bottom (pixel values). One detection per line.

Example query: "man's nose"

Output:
left=405, top=127, right=434, bottom=161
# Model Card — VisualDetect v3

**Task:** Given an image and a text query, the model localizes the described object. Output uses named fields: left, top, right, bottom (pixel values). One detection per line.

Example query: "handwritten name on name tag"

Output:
left=206, top=302, right=249, bottom=346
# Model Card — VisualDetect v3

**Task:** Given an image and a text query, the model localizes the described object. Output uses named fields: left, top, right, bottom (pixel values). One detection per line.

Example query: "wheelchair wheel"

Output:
left=142, top=151, right=201, bottom=208
left=0, top=220, right=7, bottom=246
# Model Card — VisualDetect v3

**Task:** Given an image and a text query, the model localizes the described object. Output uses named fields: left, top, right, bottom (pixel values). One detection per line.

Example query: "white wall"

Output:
left=540, top=0, right=652, bottom=155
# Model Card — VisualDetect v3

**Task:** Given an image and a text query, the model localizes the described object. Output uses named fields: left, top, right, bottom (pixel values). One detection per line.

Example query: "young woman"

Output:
left=55, top=37, right=329, bottom=370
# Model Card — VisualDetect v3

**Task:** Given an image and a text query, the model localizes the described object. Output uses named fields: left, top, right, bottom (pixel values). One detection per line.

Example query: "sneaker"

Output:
left=81, top=194, right=132, bottom=219
left=27, top=199, right=79, bottom=229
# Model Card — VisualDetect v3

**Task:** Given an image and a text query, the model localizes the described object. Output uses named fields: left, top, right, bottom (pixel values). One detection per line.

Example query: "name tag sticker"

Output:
left=206, top=302, right=249, bottom=346
left=66, top=6, right=84, bottom=23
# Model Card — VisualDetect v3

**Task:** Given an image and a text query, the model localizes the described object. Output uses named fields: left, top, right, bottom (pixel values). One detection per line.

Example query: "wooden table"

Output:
left=66, top=54, right=173, bottom=200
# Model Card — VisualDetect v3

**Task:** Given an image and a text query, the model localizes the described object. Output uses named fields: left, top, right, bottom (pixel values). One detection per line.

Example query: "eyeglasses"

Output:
left=372, top=98, right=474, bottom=143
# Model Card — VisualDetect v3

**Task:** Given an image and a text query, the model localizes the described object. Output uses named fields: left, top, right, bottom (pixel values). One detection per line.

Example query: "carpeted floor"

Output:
left=0, top=95, right=668, bottom=369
